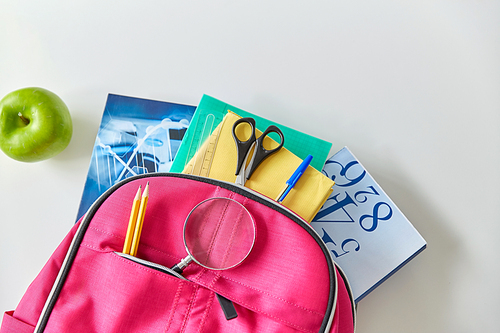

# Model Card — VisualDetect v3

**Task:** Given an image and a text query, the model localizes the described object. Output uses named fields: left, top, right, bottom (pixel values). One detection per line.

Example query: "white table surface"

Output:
left=1, top=1, right=499, bottom=332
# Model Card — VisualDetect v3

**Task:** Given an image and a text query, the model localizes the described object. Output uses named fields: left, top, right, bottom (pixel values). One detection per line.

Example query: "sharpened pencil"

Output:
left=130, top=182, right=149, bottom=256
left=122, top=186, right=142, bottom=254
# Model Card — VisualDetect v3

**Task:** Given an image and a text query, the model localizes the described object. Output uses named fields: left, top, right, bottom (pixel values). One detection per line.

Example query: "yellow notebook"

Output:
left=182, top=111, right=334, bottom=222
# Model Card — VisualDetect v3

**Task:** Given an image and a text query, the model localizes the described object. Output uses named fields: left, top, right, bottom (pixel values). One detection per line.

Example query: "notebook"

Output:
left=311, top=147, right=427, bottom=302
left=182, top=111, right=335, bottom=222
left=76, top=94, right=196, bottom=221
left=170, top=94, right=332, bottom=173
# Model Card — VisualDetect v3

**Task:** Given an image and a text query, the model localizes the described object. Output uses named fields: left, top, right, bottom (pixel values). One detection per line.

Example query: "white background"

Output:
left=1, top=1, right=499, bottom=332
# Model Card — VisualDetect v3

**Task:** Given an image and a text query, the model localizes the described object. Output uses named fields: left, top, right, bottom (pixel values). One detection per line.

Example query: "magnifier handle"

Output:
left=171, top=255, right=239, bottom=320
left=171, top=255, right=192, bottom=274
left=171, top=266, right=183, bottom=274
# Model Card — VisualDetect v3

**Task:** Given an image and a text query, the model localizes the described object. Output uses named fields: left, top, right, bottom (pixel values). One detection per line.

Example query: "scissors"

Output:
left=232, top=117, right=285, bottom=186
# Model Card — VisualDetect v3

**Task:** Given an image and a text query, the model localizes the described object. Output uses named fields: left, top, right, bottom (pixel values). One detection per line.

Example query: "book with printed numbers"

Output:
left=311, top=147, right=426, bottom=303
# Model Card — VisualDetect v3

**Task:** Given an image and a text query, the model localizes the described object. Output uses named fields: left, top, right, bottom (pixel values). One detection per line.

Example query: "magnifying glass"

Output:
left=172, top=197, right=256, bottom=274
left=171, top=197, right=256, bottom=320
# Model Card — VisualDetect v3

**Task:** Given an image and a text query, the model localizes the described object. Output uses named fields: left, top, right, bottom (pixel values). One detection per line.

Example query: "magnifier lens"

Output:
left=184, top=197, right=255, bottom=270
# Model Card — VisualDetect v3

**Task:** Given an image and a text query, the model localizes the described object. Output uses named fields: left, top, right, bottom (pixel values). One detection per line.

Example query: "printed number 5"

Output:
left=321, top=228, right=361, bottom=258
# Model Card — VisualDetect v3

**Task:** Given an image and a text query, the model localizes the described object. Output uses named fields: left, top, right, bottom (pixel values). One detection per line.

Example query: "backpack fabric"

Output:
left=1, top=173, right=355, bottom=333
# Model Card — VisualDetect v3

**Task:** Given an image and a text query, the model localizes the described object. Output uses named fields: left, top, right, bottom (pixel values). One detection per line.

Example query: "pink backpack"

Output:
left=1, top=174, right=355, bottom=333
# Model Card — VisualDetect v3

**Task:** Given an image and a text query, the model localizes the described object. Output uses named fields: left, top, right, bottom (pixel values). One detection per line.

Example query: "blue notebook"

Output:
left=76, top=94, right=196, bottom=221
left=311, top=147, right=427, bottom=302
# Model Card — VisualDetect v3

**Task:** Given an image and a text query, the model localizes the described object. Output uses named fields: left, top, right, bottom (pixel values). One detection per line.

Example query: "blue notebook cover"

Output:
left=311, top=147, right=426, bottom=302
left=76, top=94, right=196, bottom=221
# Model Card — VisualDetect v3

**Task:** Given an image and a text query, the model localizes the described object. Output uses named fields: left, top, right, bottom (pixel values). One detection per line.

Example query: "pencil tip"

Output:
left=134, top=186, right=142, bottom=200
left=143, top=182, right=150, bottom=196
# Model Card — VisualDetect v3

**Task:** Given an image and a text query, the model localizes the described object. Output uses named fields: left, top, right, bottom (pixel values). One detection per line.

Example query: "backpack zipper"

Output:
left=114, top=252, right=188, bottom=280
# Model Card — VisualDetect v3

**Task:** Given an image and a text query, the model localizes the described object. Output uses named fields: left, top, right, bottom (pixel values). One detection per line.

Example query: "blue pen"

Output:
left=276, top=154, right=313, bottom=203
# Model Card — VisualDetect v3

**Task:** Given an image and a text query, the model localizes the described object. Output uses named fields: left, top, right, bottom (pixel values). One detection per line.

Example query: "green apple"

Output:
left=0, top=87, right=73, bottom=162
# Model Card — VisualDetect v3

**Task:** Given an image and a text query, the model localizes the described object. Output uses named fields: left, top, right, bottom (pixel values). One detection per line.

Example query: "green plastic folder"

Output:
left=170, top=95, right=332, bottom=173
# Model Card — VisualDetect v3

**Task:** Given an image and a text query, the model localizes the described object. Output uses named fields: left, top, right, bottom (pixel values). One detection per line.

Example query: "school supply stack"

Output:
left=1, top=92, right=426, bottom=333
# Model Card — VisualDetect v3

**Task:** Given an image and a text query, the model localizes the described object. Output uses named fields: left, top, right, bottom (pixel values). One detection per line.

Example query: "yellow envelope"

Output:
left=182, top=111, right=334, bottom=222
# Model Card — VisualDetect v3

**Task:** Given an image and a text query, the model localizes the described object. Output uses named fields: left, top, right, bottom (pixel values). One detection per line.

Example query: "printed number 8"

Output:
left=359, top=202, right=393, bottom=232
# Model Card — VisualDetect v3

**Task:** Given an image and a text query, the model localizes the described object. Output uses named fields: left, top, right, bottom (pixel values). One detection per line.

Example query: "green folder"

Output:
left=170, top=95, right=332, bottom=173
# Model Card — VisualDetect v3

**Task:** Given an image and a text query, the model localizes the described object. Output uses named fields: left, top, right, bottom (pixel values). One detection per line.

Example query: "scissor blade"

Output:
left=235, top=142, right=255, bottom=186
left=235, top=172, right=246, bottom=186
left=244, top=151, right=258, bottom=180
left=235, top=152, right=249, bottom=186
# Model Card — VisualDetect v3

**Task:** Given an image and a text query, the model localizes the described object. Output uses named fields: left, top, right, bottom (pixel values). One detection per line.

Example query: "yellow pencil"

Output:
left=130, top=182, right=149, bottom=257
left=122, top=186, right=142, bottom=254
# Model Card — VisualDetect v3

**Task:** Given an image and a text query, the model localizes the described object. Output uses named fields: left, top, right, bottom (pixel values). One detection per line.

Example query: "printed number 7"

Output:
left=354, top=186, right=379, bottom=203
left=321, top=228, right=361, bottom=258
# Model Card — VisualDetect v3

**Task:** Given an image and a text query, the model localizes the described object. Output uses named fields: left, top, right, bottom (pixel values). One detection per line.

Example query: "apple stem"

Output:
left=18, top=112, right=30, bottom=125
